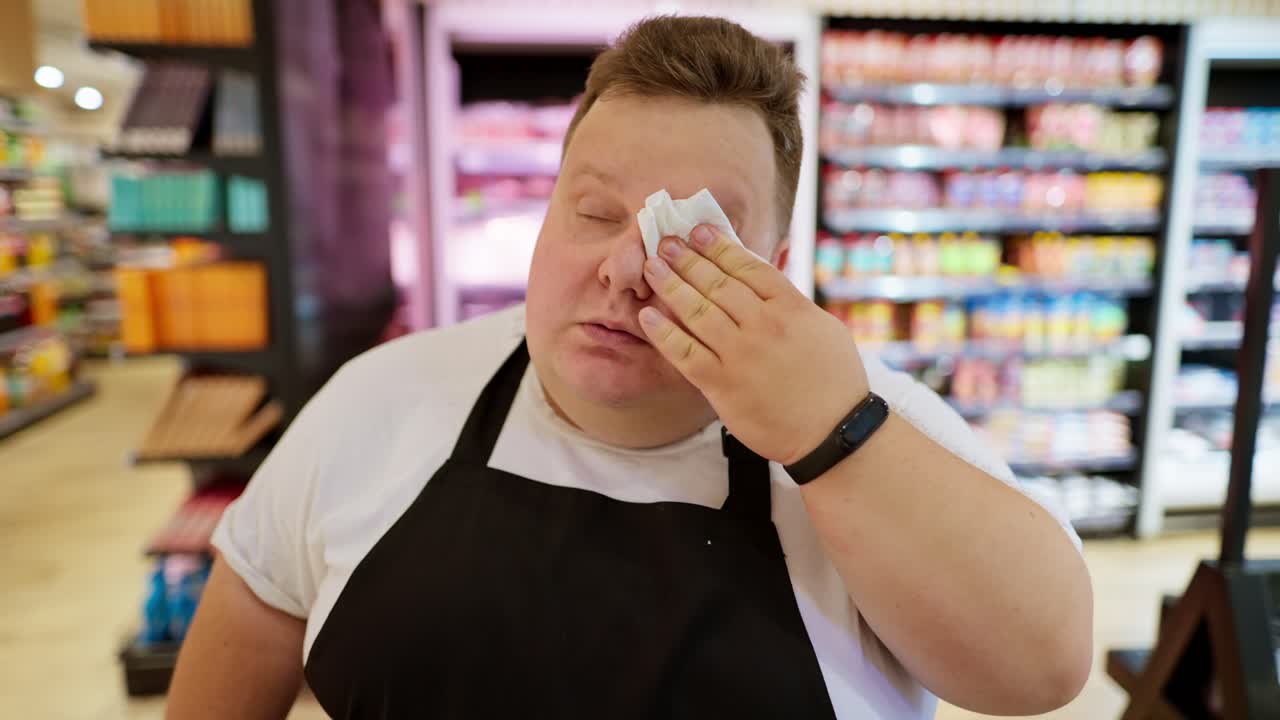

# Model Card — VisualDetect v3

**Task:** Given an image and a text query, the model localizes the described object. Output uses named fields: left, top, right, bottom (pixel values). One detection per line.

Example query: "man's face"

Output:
left=525, top=94, right=784, bottom=413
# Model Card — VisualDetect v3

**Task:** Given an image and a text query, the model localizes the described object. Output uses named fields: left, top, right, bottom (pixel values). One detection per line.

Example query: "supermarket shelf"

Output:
left=132, top=443, right=271, bottom=481
left=143, top=485, right=241, bottom=556
left=0, top=380, right=97, bottom=440
left=109, top=231, right=269, bottom=254
left=169, top=348, right=278, bottom=376
left=824, top=146, right=1168, bottom=172
left=1071, top=511, right=1136, bottom=536
left=0, top=167, right=34, bottom=181
left=826, top=82, right=1175, bottom=109
left=1175, top=399, right=1279, bottom=414
left=1185, top=278, right=1247, bottom=293
left=1199, top=148, right=1280, bottom=171
left=0, top=215, right=97, bottom=234
left=0, top=325, right=59, bottom=356
left=1007, top=451, right=1138, bottom=476
left=819, top=275, right=1152, bottom=302
left=455, top=140, right=561, bottom=176
left=119, top=637, right=179, bottom=697
left=88, top=41, right=256, bottom=71
left=871, top=333, right=1150, bottom=367
left=1155, top=450, right=1280, bottom=510
left=453, top=198, right=550, bottom=224
left=103, top=151, right=266, bottom=176
left=1193, top=211, right=1255, bottom=236
left=0, top=119, right=43, bottom=135
left=823, top=208, right=1161, bottom=234
left=947, top=390, right=1143, bottom=419
left=1179, top=321, right=1279, bottom=350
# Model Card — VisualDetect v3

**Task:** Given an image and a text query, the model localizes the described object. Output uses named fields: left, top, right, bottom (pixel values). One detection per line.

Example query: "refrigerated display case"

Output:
left=417, top=4, right=821, bottom=327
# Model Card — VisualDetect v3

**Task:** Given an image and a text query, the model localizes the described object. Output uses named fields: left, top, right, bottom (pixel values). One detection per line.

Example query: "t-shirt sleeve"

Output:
left=864, top=353, right=1084, bottom=553
left=209, top=367, right=348, bottom=618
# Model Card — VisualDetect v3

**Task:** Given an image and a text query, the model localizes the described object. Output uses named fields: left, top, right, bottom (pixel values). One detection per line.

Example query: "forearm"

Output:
left=799, top=413, right=1093, bottom=715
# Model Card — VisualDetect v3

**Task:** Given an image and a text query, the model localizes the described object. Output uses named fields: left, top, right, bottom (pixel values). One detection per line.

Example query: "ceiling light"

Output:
left=34, top=66, right=64, bottom=89
left=74, top=87, right=104, bottom=111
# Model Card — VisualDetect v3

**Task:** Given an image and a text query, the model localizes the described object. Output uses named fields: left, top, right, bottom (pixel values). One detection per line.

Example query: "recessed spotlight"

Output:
left=34, top=66, right=64, bottom=89
left=75, top=87, right=104, bottom=111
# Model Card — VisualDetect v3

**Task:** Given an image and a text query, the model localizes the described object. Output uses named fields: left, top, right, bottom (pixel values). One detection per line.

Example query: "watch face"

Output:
left=838, top=396, right=887, bottom=450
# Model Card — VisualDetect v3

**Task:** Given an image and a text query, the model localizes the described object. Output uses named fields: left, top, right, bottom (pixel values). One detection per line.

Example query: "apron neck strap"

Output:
left=452, top=339, right=530, bottom=465
left=453, top=338, right=774, bottom=522
left=721, top=428, right=773, bottom=522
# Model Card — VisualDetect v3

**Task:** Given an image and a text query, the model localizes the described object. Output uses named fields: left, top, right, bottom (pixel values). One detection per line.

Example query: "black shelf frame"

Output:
left=88, top=42, right=256, bottom=72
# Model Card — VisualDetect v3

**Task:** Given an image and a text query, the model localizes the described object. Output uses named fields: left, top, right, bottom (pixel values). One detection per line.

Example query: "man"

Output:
left=168, top=15, right=1092, bottom=719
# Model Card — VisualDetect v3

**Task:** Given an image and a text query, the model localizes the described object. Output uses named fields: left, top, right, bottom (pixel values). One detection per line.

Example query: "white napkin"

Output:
left=635, top=188, right=744, bottom=258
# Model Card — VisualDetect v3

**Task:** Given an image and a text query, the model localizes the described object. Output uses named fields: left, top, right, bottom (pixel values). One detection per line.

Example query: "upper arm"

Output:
left=166, top=555, right=305, bottom=720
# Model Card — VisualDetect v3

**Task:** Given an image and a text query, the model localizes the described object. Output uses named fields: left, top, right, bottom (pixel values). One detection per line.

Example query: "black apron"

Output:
left=305, top=341, right=838, bottom=719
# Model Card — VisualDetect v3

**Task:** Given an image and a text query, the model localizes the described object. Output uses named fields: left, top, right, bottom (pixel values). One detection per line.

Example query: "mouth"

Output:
left=579, top=320, right=649, bottom=347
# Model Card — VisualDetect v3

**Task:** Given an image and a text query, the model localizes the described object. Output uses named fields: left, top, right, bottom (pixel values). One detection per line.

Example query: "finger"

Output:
left=637, top=306, right=720, bottom=388
left=657, top=236, right=760, bottom=324
left=643, top=255, right=737, bottom=352
left=688, top=224, right=795, bottom=301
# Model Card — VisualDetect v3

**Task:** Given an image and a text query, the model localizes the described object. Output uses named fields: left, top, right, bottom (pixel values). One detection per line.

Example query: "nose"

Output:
left=596, top=222, right=653, bottom=301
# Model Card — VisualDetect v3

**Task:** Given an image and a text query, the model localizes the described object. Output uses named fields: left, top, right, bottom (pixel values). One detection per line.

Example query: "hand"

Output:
left=638, top=224, right=870, bottom=466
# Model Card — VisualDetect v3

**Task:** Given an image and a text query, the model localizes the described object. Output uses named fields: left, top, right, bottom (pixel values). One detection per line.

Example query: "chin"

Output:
left=556, top=346, right=669, bottom=408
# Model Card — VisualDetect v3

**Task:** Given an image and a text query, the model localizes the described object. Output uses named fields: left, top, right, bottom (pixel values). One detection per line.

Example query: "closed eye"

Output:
left=578, top=213, right=620, bottom=224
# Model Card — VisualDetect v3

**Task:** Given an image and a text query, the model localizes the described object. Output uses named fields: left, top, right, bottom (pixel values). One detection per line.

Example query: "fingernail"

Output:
left=691, top=225, right=715, bottom=250
left=658, top=237, right=684, bottom=261
left=644, top=257, right=671, bottom=278
left=638, top=307, right=662, bottom=328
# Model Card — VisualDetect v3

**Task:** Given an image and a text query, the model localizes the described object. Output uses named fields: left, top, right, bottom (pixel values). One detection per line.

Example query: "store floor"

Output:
left=3, top=357, right=1279, bottom=720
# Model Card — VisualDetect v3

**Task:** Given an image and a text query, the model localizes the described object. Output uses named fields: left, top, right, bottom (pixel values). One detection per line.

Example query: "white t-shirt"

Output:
left=212, top=304, right=1080, bottom=720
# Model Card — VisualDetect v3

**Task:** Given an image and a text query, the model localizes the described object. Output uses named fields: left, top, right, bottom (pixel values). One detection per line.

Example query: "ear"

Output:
left=772, top=237, right=791, bottom=272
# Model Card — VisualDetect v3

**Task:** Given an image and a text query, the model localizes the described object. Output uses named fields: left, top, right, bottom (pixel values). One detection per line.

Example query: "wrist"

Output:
left=784, top=389, right=889, bottom=484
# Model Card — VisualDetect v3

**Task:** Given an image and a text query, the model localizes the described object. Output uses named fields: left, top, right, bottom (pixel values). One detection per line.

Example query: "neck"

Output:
left=538, top=376, right=717, bottom=450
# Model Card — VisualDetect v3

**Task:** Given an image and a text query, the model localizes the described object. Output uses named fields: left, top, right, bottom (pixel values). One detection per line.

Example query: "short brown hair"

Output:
left=563, top=15, right=806, bottom=238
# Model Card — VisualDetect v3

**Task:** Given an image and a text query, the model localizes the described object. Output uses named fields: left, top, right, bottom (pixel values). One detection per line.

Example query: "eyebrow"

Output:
left=568, top=162, right=621, bottom=188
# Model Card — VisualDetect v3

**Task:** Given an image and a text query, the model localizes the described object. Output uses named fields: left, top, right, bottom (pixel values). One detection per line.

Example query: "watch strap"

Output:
left=784, top=392, right=889, bottom=485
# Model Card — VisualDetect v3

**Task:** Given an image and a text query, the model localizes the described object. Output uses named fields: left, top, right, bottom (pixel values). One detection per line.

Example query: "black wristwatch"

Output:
left=784, top=392, right=890, bottom=485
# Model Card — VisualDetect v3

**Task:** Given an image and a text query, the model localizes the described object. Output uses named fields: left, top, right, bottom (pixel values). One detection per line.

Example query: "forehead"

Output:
left=561, top=95, right=776, bottom=222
